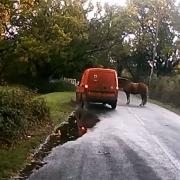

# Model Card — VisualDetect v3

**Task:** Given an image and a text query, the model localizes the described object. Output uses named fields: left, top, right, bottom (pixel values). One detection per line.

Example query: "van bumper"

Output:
left=85, top=92, right=118, bottom=104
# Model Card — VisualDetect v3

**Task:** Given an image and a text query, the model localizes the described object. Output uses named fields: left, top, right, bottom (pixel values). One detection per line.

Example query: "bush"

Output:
left=5, top=75, right=76, bottom=93
left=0, top=87, right=50, bottom=144
left=149, top=75, right=180, bottom=107
left=36, top=80, right=76, bottom=93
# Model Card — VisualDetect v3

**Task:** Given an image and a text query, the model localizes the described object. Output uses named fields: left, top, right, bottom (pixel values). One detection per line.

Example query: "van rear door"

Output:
left=87, top=70, right=117, bottom=93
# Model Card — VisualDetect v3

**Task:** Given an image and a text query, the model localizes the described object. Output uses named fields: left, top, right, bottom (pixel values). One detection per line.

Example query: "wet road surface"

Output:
left=28, top=92, right=180, bottom=180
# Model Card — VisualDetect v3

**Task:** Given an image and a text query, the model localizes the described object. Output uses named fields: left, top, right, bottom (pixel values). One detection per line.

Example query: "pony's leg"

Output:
left=140, top=94, right=147, bottom=106
left=126, top=92, right=130, bottom=104
left=139, top=94, right=144, bottom=106
left=143, top=94, right=147, bottom=105
left=142, top=87, right=148, bottom=106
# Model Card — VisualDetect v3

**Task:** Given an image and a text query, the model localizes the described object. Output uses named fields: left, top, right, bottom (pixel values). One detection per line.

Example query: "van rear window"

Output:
left=88, top=71, right=115, bottom=85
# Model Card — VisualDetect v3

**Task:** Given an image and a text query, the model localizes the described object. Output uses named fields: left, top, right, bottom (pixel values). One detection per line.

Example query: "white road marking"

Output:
left=152, top=135, right=180, bottom=172
left=127, top=107, right=145, bottom=126
left=127, top=105, right=180, bottom=172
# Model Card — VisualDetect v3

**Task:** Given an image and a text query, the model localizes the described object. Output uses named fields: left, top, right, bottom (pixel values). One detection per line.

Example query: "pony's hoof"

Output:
left=139, top=104, right=143, bottom=107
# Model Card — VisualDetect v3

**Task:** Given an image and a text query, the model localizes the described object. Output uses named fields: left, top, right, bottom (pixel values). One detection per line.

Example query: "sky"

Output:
left=91, top=0, right=126, bottom=6
left=88, top=0, right=180, bottom=19
left=91, top=0, right=180, bottom=6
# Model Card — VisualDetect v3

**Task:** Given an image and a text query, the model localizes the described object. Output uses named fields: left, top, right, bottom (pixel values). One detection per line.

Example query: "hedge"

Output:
left=0, top=87, right=50, bottom=144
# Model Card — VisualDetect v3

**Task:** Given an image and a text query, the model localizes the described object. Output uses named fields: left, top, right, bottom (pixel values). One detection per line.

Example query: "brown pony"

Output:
left=118, top=77, right=148, bottom=106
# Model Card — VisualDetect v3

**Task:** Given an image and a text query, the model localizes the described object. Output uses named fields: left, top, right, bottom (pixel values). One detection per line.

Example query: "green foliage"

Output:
left=0, top=0, right=90, bottom=83
left=0, top=137, right=43, bottom=179
left=40, top=92, right=75, bottom=124
left=0, top=0, right=180, bottom=84
left=0, top=91, right=75, bottom=179
left=36, top=81, right=76, bottom=93
left=14, top=0, right=89, bottom=80
left=118, top=0, right=180, bottom=79
left=0, top=87, right=50, bottom=143
left=87, top=0, right=180, bottom=79
left=149, top=75, right=180, bottom=107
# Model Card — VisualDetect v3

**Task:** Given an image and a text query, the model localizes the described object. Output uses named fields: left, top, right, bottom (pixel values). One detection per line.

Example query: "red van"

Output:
left=76, top=68, right=119, bottom=109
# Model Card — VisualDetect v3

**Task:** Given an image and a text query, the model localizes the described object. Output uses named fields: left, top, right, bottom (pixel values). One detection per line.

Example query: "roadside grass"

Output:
left=0, top=91, right=75, bottom=179
left=0, top=127, right=51, bottom=179
left=40, top=92, right=76, bottom=124
left=149, top=98, right=180, bottom=116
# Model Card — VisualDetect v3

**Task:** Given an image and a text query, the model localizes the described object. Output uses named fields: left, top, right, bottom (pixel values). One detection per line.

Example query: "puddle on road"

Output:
left=16, top=109, right=100, bottom=180
left=16, top=114, right=79, bottom=180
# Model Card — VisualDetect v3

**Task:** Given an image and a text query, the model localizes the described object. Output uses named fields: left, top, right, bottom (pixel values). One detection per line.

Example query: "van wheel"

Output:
left=80, top=100, right=88, bottom=110
left=80, top=100, right=84, bottom=108
left=77, top=95, right=83, bottom=108
left=81, top=94, right=88, bottom=109
left=83, top=100, right=89, bottom=110
left=111, top=101, right=117, bottom=109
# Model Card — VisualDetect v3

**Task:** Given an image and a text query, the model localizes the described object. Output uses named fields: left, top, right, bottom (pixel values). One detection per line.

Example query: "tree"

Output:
left=0, top=0, right=18, bottom=80
left=13, top=0, right=89, bottom=81
left=0, top=0, right=179, bottom=85
left=119, top=0, right=180, bottom=80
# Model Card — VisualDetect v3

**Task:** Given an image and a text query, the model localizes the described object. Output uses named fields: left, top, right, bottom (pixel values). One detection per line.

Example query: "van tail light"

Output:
left=84, top=84, right=88, bottom=89
left=81, top=126, right=86, bottom=131
left=79, top=126, right=87, bottom=135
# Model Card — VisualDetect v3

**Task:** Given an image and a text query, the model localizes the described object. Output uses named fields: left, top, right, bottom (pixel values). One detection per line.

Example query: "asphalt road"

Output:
left=28, top=92, right=180, bottom=180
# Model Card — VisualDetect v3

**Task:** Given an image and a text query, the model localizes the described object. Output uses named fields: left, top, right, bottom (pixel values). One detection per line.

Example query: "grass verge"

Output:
left=149, top=98, right=180, bottom=116
left=40, top=92, right=76, bottom=124
left=0, top=91, right=75, bottom=179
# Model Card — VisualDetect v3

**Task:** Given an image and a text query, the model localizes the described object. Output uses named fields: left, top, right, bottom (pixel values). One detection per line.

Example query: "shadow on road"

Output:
left=118, top=103, right=147, bottom=108
left=112, top=137, right=162, bottom=180
left=86, top=103, right=114, bottom=115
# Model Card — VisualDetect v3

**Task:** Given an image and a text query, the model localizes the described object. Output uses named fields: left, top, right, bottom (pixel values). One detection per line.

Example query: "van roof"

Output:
left=85, top=68, right=116, bottom=73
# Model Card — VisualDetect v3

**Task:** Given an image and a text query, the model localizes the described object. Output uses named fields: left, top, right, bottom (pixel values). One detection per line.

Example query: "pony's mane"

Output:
left=118, top=77, right=131, bottom=89
left=118, top=77, right=131, bottom=84
left=118, top=77, right=131, bottom=83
